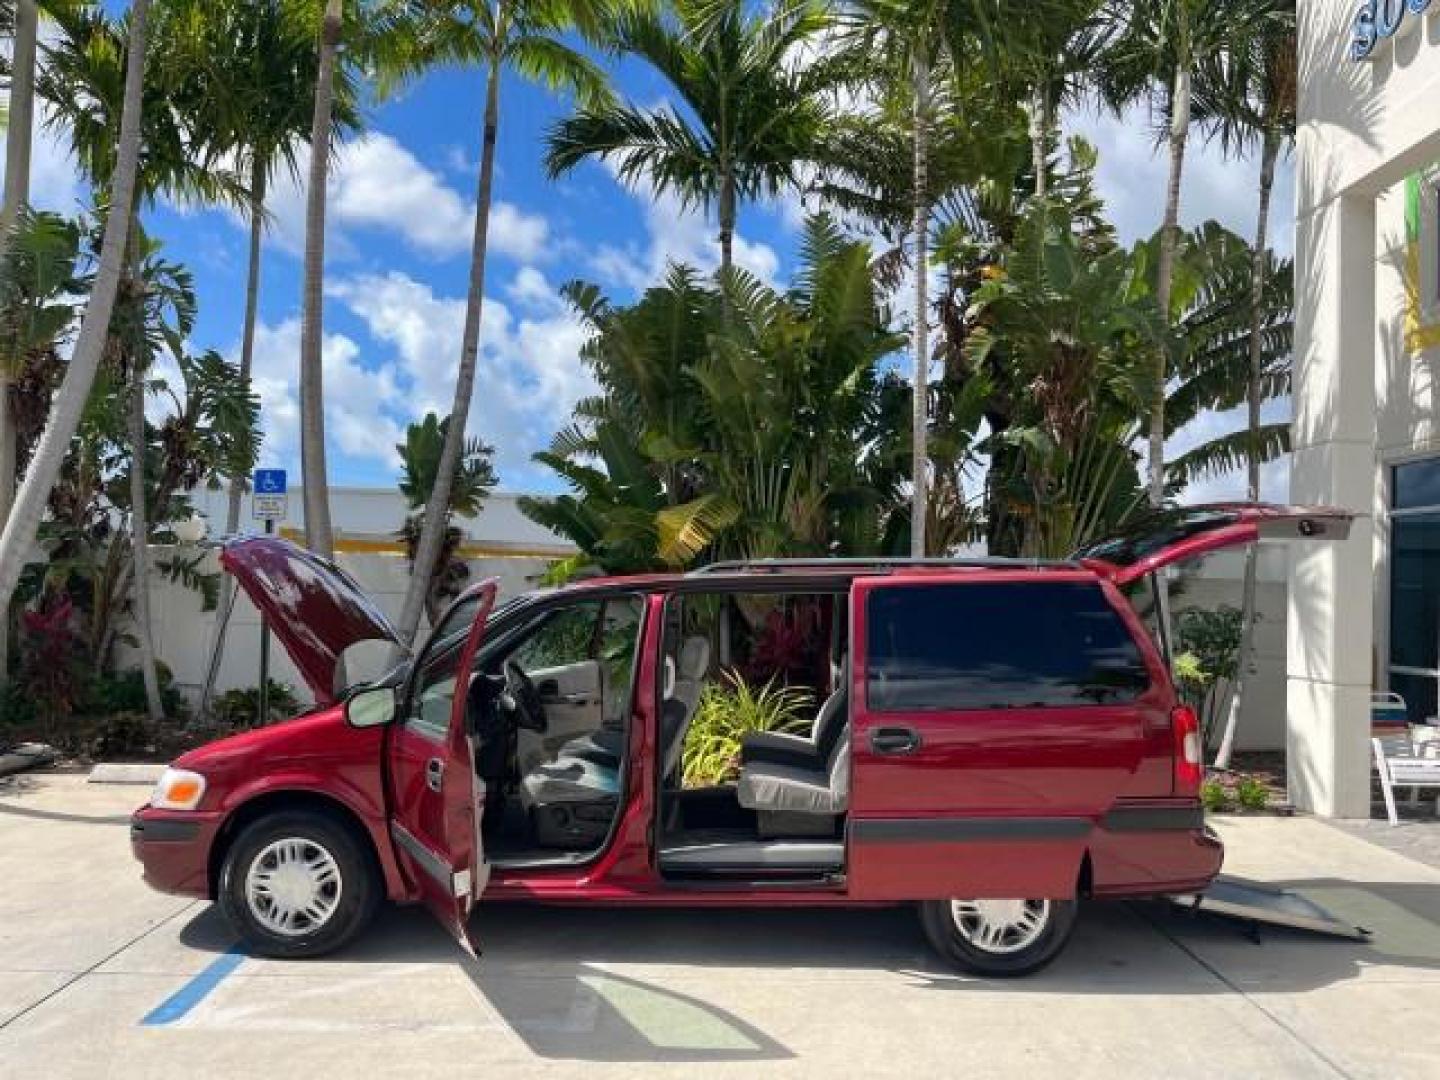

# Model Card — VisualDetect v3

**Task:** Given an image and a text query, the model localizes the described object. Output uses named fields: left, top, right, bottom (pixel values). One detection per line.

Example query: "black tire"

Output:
left=218, top=810, right=380, bottom=959
left=919, top=897, right=1078, bottom=977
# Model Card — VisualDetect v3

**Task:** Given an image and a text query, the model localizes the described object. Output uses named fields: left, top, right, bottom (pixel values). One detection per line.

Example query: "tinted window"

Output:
left=865, top=582, right=1149, bottom=711
left=1071, top=508, right=1241, bottom=567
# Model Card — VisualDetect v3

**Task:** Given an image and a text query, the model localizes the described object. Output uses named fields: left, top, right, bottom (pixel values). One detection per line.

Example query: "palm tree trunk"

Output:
left=392, top=57, right=502, bottom=650
left=300, top=0, right=342, bottom=559
left=0, top=0, right=39, bottom=686
left=718, top=169, right=736, bottom=279
left=909, top=55, right=932, bottom=559
left=1148, top=62, right=1191, bottom=508
left=0, top=0, right=150, bottom=628
left=1213, top=125, right=1280, bottom=770
left=129, top=341, right=165, bottom=723
left=201, top=158, right=266, bottom=717
left=1030, top=84, right=1049, bottom=200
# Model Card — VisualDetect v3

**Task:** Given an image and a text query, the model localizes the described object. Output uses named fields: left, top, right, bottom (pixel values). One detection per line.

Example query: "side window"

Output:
left=512, top=603, right=601, bottom=671
left=406, top=644, right=463, bottom=739
left=865, top=582, right=1150, bottom=712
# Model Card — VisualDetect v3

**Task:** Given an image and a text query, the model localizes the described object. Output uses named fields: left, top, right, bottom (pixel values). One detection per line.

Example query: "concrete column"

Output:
left=1287, top=192, right=1376, bottom=818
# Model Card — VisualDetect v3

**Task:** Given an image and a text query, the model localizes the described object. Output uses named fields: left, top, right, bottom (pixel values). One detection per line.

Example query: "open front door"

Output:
left=1072, top=503, right=1353, bottom=586
left=387, top=579, right=499, bottom=955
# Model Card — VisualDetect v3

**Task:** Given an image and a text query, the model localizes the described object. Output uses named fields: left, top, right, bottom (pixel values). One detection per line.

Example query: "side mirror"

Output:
left=345, top=686, right=396, bottom=729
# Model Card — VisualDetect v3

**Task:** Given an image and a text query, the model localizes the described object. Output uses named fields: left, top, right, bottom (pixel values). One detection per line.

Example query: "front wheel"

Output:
left=919, top=897, right=1078, bottom=977
left=218, top=810, right=379, bottom=959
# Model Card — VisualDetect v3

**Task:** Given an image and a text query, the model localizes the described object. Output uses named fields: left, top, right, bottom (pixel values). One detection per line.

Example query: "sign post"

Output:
left=252, top=469, right=288, bottom=723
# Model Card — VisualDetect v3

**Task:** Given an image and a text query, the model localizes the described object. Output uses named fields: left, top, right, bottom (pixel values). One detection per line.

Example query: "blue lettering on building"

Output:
left=1352, top=0, right=1433, bottom=61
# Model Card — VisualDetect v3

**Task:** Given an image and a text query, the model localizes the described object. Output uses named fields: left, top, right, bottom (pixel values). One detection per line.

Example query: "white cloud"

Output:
left=587, top=161, right=781, bottom=290
left=506, top=265, right=566, bottom=314
left=260, top=133, right=550, bottom=263
left=238, top=317, right=406, bottom=475
left=1068, top=103, right=1296, bottom=259
left=324, top=270, right=596, bottom=487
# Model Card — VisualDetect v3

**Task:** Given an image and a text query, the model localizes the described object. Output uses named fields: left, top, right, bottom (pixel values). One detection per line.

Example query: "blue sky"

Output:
left=15, top=36, right=1294, bottom=503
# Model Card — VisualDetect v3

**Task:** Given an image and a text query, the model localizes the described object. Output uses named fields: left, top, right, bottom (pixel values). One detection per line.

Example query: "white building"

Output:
left=1291, top=1, right=1440, bottom=814
left=139, top=487, right=574, bottom=705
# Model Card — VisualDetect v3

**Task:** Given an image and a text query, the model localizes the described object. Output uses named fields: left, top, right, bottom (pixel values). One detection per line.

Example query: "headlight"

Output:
left=151, top=768, right=207, bottom=811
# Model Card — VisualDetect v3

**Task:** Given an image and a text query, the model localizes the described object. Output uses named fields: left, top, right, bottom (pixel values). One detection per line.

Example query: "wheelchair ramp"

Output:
left=1170, top=874, right=1370, bottom=941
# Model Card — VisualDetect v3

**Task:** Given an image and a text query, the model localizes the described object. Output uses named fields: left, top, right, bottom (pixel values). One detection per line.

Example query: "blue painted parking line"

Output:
left=140, top=947, right=246, bottom=1027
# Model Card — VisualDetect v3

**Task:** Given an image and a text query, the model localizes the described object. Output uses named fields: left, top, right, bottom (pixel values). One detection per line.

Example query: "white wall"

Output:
left=1174, top=547, right=1289, bottom=752
left=1292, top=0, right=1440, bottom=814
left=123, top=548, right=553, bottom=708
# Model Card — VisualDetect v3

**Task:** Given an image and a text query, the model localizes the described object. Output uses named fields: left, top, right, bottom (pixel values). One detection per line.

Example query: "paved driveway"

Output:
left=2, top=773, right=1439, bottom=1079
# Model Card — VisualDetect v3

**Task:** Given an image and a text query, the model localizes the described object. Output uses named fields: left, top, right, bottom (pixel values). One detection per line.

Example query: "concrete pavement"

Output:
left=2, top=773, right=1439, bottom=1078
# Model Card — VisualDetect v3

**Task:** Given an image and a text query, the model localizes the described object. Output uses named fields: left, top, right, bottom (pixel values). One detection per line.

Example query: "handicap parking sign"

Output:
left=252, top=469, right=288, bottom=522
left=254, top=469, right=287, bottom=495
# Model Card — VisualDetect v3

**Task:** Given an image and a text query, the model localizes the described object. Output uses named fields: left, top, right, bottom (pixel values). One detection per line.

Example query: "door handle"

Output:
left=425, top=757, right=444, bottom=792
left=870, top=727, right=921, bottom=754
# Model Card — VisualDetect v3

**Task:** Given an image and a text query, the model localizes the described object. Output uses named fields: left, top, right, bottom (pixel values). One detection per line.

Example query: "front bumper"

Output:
left=130, top=807, right=224, bottom=898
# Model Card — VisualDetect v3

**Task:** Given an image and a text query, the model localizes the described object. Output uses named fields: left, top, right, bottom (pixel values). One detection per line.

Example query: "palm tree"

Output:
left=0, top=0, right=151, bottom=672
left=188, top=0, right=360, bottom=715
left=299, top=0, right=343, bottom=561
left=197, top=1, right=360, bottom=544
left=385, top=0, right=617, bottom=651
left=0, top=0, right=40, bottom=684
left=1101, top=0, right=1277, bottom=508
left=834, top=2, right=947, bottom=558
left=396, top=412, right=496, bottom=623
left=544, top=0, right=827, bottom=279
left=1190, top=0, right=1297, bottom=767
left=36, top=1, right=243, bottom=720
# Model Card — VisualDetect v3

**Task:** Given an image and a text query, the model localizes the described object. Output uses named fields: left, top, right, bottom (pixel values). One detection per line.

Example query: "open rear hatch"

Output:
left=1072, top=503, right=1354, bottom=585
left=218, top=536, right=402, bottom=704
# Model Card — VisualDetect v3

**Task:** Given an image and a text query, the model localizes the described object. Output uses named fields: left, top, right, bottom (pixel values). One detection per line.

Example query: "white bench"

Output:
left=1372, top=730, right=1440, bottom=825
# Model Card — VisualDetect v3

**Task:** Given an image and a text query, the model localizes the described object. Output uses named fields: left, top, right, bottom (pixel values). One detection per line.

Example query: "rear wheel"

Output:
left=919, top=897, right=1077, bottom=977
left=218, top=810, right=379, bottom=958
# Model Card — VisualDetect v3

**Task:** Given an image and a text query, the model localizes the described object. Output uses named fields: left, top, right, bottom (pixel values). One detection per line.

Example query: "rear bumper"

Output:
left=130, top=807, right=223, bottom=898
left=1088, top=803, right=1224, bottom=897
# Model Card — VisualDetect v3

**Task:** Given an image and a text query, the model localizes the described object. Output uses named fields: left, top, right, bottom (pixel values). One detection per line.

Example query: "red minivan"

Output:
left=131, top=503, right=1349, bottom=976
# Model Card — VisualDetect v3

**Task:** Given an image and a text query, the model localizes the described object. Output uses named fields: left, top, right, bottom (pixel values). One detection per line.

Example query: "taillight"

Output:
left=1172, top=705, right=1203, bottom=796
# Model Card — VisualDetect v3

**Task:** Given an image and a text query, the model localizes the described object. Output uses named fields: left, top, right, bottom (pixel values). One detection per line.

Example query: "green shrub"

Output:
left=211, top=681, right=302, bottom=730
left=1200, top=778, right=1232, bottom=813
left=1235, top=775, right=1269, bottom=812
left=682, top=671, right=812, bottom=788
left=86, top=668, right=186, bottom=721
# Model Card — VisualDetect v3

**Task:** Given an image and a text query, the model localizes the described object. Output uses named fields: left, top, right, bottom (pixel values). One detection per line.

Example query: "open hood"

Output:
left=219, top=536, right=401, bottom=703
left=1072, top=503, right=1353, bottom=586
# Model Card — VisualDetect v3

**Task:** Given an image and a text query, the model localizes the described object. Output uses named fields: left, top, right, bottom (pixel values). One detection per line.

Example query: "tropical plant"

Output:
left=0, top=0, right=151, bottom=704
left=960, top=199, right=1160, bottom=556
left=396, top=411, right=497, bottom=624
left=1173, top=603, right=1242, bottom=747
left=186, top=0, right=361, bottom=542
left=210, top=680, right=301, bottom=730
left=0, top=0, right=40, bottom=685
left=522, top=215, right=924, bottom=572
left=681, top=670, right=811, bottom=787
left=1191, top=0, right=1297, bottom=768
left=37, top=0, right=249, bottom=720
left=383, top=0, right=619, bottom=653
left=1100, top=0, right=1279, bottom=508
left=545, top=0, right=830, bottom=278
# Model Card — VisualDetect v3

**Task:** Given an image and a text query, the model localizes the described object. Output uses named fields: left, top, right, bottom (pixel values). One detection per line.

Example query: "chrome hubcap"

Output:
left=949, top=898, right=1050, bottom=954
left=245, top=838, right=342, bottom=937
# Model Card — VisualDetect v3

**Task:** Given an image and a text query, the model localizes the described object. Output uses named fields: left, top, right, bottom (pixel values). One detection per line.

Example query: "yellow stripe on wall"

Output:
left=275, top=527, right=565, bottom=560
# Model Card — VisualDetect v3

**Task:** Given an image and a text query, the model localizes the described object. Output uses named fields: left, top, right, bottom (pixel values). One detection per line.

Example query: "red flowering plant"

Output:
left=18, top=594, right=88, bottom=742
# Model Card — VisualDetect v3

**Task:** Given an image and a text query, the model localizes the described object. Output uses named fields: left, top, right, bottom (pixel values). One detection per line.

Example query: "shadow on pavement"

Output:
left=171, top=880, right=1440, bottom=1061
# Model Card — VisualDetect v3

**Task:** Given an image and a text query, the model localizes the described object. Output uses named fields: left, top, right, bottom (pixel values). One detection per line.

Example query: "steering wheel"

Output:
left=503, top=661, right=548, bottom=733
